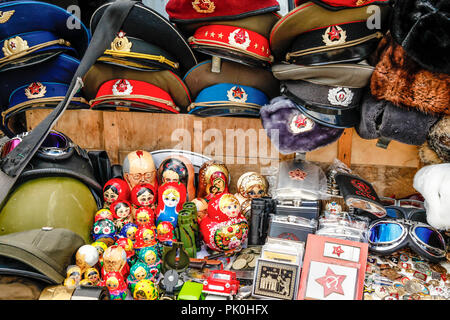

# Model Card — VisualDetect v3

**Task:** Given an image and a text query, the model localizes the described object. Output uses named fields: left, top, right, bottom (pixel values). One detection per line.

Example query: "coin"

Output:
left=248, top=258, right=256, bottom=268
left=232, top=258, right=247, bottom=270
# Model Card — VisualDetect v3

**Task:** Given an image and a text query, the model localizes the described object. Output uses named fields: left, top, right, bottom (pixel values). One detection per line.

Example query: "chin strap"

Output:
left=0, top=0, right=138, bottom=208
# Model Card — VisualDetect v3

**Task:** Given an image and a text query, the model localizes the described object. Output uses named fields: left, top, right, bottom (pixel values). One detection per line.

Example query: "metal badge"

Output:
left=111, top=31, right=132, bottom=52
left=226, top=86, right=248, bottom=103
left=322, top=25, right=347, bottom=46
left=327, top=87, right=354, bottom=107
left=25, top=82, right=47, bottom=99
left=112, top=79, right=133, bottom=96
left=228, top=29, right=251, bottom=51
left=2, top=36, right=29, bottom=57
left=0, top=10, right=14, bottom=24
left=192, top=0, right=215, bottom=14
left=288, top=113, right=315, bottom=134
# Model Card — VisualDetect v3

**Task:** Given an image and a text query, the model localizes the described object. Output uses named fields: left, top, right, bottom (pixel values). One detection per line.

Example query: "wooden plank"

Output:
left=337, top=128, right=353, bottom=168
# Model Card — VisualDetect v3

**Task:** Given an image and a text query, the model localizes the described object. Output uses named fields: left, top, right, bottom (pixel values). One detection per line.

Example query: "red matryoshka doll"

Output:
left=157, top=155, right=196, bottom=201
left=122, top=150, right=158, bottom=190
left=155, top=182, right=187, bottom=229
left=234, top=172, right=269, bottom=220
left=110, top=200, right=133, bottom=232
left=101, top=245, right=129, bottom=279
left=94, top=209, right=114, bottom=223
left=134, top=207, right=156, bottom=228
left=103, top=178, right=130, bottom=209
left=200, top=193, right=249, bottom=253
left=134, top=225, right=158, bottom=254
left=116, top=237, right=135, bottom=265
left=101, top=271, right=128, bottom=300
left=131, top=183, right=157, bottom=210
left=193, top=160, right=230, bottom=222
left=156, top=221, right=175, bottom=244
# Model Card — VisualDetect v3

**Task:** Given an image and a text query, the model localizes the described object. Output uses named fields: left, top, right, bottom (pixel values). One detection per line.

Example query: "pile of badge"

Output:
left=0, top=1, right=90, bottom=137
left=364, top=248, right=450, bottom=300
left=166, top=0, right=281, bottom=117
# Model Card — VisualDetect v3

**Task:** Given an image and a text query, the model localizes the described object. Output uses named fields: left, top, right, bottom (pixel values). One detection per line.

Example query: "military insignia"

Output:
left=0, top=10, right=14, bottom=24
left=192, top=0, right=215, bottom=13
left=288, top=168, right=307, bottom=181
left=227, top=86, right=248, bottom=103
left=253, top=259, right=298, bottom=300
left=322, top=25, right=347, bottom=46
left=111, top=31, right=132, bottom=52
left=25, top=82, right=47, bottom=99
left=2, top=36, right=29, bottom=57
left=112, top=79, right=133, bottom=96
left=289, top=113, right=315, bottom=134
left=228, top=28, right=251, bottom=51
left=327, top=87, right=354, bottom=107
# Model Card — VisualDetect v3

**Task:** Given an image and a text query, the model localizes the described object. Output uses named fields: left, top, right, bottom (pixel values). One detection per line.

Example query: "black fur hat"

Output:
left=390, top=0, right=450, bottom=74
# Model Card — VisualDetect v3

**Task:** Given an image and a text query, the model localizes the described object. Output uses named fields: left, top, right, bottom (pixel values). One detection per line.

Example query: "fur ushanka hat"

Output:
left=370, top=34, right=450, bottom=116
left=260, top=97, right=344, bottom=154
left=390, top=0, right=450, bottom=74
left=427, top=115, right=450, bottom=163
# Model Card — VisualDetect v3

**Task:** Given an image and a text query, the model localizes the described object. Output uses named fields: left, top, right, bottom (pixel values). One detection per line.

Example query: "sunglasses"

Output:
left=380, top=197, right=425, bottom=210
left=0, top=130, right=74, bottom=160
left=368, top=206, right=446, bottom=263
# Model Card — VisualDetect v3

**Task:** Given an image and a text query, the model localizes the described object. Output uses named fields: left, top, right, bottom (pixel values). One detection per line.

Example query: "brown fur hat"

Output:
left=419, top=142, right=444, bottom=166
left=428, top=115, right=450, bottom=163
left=370, top=34, right=450, bottom=115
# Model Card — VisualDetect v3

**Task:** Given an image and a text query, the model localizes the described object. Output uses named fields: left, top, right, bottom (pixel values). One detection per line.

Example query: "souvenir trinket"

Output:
left=138, top=246, right=162, bottom=278
left=110, top=200, right=133, bottom=232
left=84, top=267, right=101, bottom=286
left=64, top=265, right=82, bottom=289
left=101, top=271, right=129, bottom=300
left=75, top=244, right=99, bottom=274
left=134, top=225, right=158, bottom=255
left=177, top=208, right=198, bottom=258
left=157, top=155, right=196, bottom=201
left=156, top=221, right=176, bottom=244
left=131, top=183, right=157, bottom=209
left=91, top=218, right=116, bottom=246
left=134, top=207, right=156, bottom=228
left=155, top=182, right=187, bottom=229
left=199, top=193, right=249, bottom=253
left=133, top=279, right=159, bottom=300
left=91, top=241, right=108, bottom=267
left=94, top=209, right=114, bottom=223
left=118, top=223, right=139, bottom=242
left=162, top=242, right=190, bottom=274
left=122, top=150, right=158, bottom=190
left=102, top=245, right=129, bottom=279
left=235, top=172, right=269, bottom=220
left=103, top=178, right=131, bottom=209
left=116, top=237, right=136, bottom=265
left=127, top=262, right=154, bottom=295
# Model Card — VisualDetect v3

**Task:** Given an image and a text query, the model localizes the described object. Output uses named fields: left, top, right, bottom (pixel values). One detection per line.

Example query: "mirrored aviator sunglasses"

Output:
left=368, top=217, right=446, bottom=263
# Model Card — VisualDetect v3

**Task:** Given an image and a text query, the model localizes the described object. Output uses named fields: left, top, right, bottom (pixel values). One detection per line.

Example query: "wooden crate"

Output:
left=26, top=109, right=421, bottom=196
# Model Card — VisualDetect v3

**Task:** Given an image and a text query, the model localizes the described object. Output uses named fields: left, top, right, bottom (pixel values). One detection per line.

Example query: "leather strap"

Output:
left=0, top=0, right=137, bottom=207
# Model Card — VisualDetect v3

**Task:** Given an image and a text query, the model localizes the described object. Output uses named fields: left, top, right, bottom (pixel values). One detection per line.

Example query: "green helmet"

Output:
left=0, top=177, right=98, bottom=243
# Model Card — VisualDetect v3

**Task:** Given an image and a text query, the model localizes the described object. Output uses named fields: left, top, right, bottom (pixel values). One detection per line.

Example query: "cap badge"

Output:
left=228, top=28, right=251, bottom=50
left=112, top=79, right=133, bottom=96
left=192, top=0, right=215, bottom=13
left=322, top=25, right=347, bottom=46
left=0, top=10, right=14, bottom=24
left=227, top=86, right=248, bottom=103
left=111, top=31, right=132, bottom=52
left=2, top=36, right=29, bottom=57
left=25, top=82, right=47, bottom=99
left=289, top=168, right=307, bottom=181
left=289, top=113, right=315, bottom=134
left=327, top=87, right=354, bottom=107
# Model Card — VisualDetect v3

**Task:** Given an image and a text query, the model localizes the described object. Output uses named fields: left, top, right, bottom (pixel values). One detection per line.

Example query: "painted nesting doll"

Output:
left=122, top=150, right=158, bottom=190
left=127, top=262, right=154, bottom=295
left=110, top=200, right=133, bottom=232
left=199, top=193, right=249, bottom=253
left=235, top=172, right=269, bottom=220
left=131, top=183, right=157, bottom=209
left=101, top=271, right=128, bottom=300
left=157, top=155, right=196, bottom=201
left=193, top=160, right=230, bottom=222
left=101, top=245, right=129, bottom=279
left=103, top=178, right=130, bottom=209
left=133, top=225, right=158, bottom=256
left=155, top=182, right=187, bottom=229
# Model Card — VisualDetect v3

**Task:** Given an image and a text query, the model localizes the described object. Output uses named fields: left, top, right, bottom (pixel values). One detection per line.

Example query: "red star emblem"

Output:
left=315, top=267, right=347, bottom=298
left=233, top=29, right=247, bottom=45
left=288, top=168, right=307, bottom=181
left=327, top=25, right=341, bottom=41
left=116, top=80, right=128, bottom=93
left=198, top=0, right=211, bottom=10
left=332, top=246, right=344, bottom=257
left=232, top=86, right=245, bottom=99
left=28, top=82, right=42, bottom=95
left=294, top=115, right=307, bottom=128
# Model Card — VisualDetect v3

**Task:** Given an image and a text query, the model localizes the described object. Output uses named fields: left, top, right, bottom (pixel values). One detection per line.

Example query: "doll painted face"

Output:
left=104, top=186, right=119, bottom=204
left=103, top=178, right=130, bottom=206
left=142, top=228, right=156, bottom=244
left=237, top=172, right=268, bottom=199
left=210, top=173, right=226, bottom=195
left=91, top=241, right=107, bottom=259
left=106, top=276, right=120, bottom=291
left=163, top=189, right=180, bottom=208
left=119, top=223, right=138, bottom=241
left=137, top=189, right=155, bottom=207
left=123, top=150, right=157, bottom=190
left=103, top=246, right=127, bottom=273
left=219, top=194, right=241, bottom=218
left=66, top=265, right=82, bottom=283
left=134, top=265, right=149, bottom=280
left=143, top=250, right=157, bottom=265
left=112, top=201, right=131, bottom=219
left=85, top=268, right=100, bottom=284
left=135, top=207, right=153, bottom=227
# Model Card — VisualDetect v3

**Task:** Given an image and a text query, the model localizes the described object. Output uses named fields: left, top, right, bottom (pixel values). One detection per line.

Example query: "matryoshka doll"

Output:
left=101, top=245, right=129, bottom=280
left=133, top=279, right=159, bottom=300
left=118, top=222, right=139, bottom=243
left=101, top=271, right=128, bottom=300
left=127, top=262, right=153, bottom=295
left=116, top=237, right=136, bottom=266
left=134, top=207, right=156, bottom=229
left=193, top=160, right=230, bottom=223
left=200, top=193, right=249, bottom=253
left=84, top=267, right=101, bottom=286
left=133, top=225, right=158, bottom=256
left=110, top=200, right=133, bottom=232
left=155, top=182, right=187, bottom=229
left=234, top=172, right=269, bottom=220
left=64, top=265, right=82, bottom=288
left=91, top=218, right=116, bottom=246
left=122, top=150, right=158, bottom=190
left=94, top=209, right=114, bottom=223
left=156, top=221, right=175, bottom=244
left=137, top=246, right=162, bottom=278
left=131, top=183, right=157, bottom=210
left=103, top=178, right=130, bottom=209
left=91, top=241, right=108, bottom=268
left=157, top=155, right=196, bottom=201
